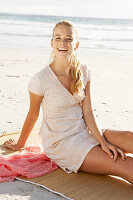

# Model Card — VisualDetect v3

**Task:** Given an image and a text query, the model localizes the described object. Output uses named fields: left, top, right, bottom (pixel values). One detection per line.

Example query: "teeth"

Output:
left=58, top=48, right=67, bottom=51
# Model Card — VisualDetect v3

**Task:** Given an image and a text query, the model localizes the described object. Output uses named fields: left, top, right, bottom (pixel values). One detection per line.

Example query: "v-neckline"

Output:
left=48, top=65, right=74, bottom=97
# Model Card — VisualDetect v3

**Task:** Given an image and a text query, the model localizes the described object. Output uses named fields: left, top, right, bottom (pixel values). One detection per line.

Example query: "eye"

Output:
left=66, top=38, right=72, bottom=41
left=55, top=37, right=61, bottom=40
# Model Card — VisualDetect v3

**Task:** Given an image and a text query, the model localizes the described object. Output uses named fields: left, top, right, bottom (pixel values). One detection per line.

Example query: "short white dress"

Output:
left=28, top=64, right=100, bottom=174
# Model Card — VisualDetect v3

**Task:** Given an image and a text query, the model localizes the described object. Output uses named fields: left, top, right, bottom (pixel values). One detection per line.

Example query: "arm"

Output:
left=4, top=91, right=43, bottom=150
left=82, top=81, right=105, bottom=144
left=82, top=80, right=126, bottom=161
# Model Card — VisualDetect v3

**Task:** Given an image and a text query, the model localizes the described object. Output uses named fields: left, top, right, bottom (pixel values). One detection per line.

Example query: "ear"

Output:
left=51, top=39, right=53, bottom=48
left=74, top=41, right=79, bottom=50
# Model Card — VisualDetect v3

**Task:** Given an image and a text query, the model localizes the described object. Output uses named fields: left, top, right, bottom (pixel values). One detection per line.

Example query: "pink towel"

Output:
left=0, top=145, right=58, bottom=182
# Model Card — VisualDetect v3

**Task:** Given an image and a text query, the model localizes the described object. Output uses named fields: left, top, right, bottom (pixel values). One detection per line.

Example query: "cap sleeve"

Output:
left=82, top=64, right=92, bottom=87
left=86, top=65, right=92, bottom=81
left=27, top=74, right=43, bottom=96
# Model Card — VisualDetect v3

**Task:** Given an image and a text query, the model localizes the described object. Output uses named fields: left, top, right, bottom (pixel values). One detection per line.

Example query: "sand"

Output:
left=0, top=180, right=66, bottom=200
left=0, top=47, right=133, bottom=134
left=0, top=47, right=133, bottom=199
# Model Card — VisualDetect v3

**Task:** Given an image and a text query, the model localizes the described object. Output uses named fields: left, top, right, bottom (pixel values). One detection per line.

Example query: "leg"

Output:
left=102, top=129, right=133, bottom=153
left=78, top=145, right=133, bottom=184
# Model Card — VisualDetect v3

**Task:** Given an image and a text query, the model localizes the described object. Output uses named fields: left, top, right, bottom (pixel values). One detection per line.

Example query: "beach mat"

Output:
left=0, top=130, right=133, bottom=200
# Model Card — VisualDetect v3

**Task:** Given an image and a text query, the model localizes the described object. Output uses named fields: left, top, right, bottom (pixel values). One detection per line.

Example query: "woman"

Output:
left=4, top=20, right=133, bottom=184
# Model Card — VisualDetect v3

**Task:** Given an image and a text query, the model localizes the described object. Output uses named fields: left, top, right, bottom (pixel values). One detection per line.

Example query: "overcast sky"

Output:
left=0, top=0, right=133, bottom=19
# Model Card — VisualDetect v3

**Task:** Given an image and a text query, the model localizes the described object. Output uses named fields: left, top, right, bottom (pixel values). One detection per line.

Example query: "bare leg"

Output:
left=103, top=129, right=133, bottom=153
left=78, top=145, right=133, bottom=184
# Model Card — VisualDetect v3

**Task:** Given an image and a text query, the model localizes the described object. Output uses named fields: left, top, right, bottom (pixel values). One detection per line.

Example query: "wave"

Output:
left=1, top=31, right=133, bottom=45
left=0, top=20, right=53, bottom=29
left=80, top=45, right=133, bottom=52
left=0, top=12, right=133, bottom=26
left=80, top=37, right=133, bottom=42
left=0, top=13, right=133, bottom=34
left=1, top=12, right=133, bottom=22
left=0, top=12, right=133, bottom=53
left=0, top=20, right=133, bottom=33
left=1, top=32, right=133, bottom=43
left=0, top=32, right=51, bottom=38
left=80, top=26, right=133, bottom=32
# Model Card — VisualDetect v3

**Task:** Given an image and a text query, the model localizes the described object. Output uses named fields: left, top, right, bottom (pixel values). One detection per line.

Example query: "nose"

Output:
left=61, top=39, right=66, bottom=45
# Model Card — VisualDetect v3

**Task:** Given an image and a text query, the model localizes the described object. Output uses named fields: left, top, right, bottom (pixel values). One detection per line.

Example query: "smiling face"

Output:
left=51, top=24, right=79, bottom=59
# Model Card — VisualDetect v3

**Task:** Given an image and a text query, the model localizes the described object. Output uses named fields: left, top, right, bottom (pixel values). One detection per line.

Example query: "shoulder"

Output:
left=29, top=65, right=51, bottom=84
left=81, top=63, right=92, bottom=85
left=33, top=65, right=49, bottom=80
left=27, top=65, right=50, bottom=96
left=81, top=63, right=91, bottom=75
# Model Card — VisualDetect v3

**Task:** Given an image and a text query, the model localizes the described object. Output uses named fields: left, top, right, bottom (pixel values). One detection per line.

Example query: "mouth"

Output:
left=57, top=47, right=68, bottom=52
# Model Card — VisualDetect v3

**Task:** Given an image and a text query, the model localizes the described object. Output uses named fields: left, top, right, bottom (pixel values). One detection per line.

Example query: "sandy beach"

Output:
left=0, top=180, right=66, bottom=200
left=0, top=47, right=133, bottom=199
left=0, top=47, right=133, bottom=134
left=0, top=1, right=133, bottom=197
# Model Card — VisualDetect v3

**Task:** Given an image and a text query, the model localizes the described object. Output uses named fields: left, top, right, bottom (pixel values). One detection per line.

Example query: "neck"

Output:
left=51, top=56, right=72, bottom=76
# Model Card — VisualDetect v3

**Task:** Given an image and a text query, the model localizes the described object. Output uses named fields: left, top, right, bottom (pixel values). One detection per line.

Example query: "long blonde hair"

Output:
left=50, top=20, right=84, bottom=97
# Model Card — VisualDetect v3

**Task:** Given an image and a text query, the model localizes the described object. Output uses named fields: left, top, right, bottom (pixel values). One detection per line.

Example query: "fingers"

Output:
left=102, top=143, right=127, bottom=162
left=117, top=148, right=127, bottom=160
left=3, top=142, right=15, bottom=150
left=106, top=146, right=118, bottom=162
left=9, top=139, right=15, bottom=142
left=3, top=140, right=11, bottom=146
left=3, top=139, right=18, bottom=151
left=109, top=146, right=127, bottom=162
left=111, top=147, right=118, bottom=162
left=102, top=146, right=114, bottom=159
left=4, top=139, right=16, bottom=145
left=4, top=143, right=21, bottom=151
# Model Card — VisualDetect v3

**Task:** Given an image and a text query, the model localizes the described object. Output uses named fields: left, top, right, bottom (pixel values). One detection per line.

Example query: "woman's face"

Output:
left=51, top=24, right=79, bottom=59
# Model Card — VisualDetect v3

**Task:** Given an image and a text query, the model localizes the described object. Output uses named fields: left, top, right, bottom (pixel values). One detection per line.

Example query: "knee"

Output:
left=120, top=157, right=133, bottom=184
left=125, top=131, right=133, bottom=139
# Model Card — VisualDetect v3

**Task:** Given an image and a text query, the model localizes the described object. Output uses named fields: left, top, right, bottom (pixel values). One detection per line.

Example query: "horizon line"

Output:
left=0, top=12, right=133, bottom=21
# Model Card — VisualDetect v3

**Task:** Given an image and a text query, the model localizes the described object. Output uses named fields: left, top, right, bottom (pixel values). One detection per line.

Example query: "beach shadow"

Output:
left=0, top=144, right=20, bottom=156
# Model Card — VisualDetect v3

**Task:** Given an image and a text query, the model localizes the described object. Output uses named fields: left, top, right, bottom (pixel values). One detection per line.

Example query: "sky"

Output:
left=0, top=0, right=133, bottom=19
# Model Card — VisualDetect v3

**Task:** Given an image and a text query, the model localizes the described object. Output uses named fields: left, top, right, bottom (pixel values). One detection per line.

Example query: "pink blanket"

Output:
left=0, top=145, right=58, bottom=182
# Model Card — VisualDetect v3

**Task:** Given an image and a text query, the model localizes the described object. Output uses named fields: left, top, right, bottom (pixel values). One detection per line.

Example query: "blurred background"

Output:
left=0, top=0, right=133, bottom=134
left=0, top=0, right=133, bottom=55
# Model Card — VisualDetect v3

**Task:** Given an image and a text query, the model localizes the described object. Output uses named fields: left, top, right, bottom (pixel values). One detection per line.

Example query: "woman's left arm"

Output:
left=82, top=80, right=126, bottom=161
left=82, top=80, right=105, bottom=144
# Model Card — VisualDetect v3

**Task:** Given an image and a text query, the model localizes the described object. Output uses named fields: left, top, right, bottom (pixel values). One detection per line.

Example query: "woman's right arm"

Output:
left=3, top=91, right=43, bottom=150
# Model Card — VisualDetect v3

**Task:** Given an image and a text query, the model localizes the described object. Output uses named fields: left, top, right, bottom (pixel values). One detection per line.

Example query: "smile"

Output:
left=57, top=48, right=68, bottom=52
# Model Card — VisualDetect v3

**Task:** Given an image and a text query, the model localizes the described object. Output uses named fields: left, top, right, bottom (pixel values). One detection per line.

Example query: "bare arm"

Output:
left=4, top=91, right=43, bottom=150
left=82, top=80, right=105, bottom=144
left=82, top=80, right=126, bottom=161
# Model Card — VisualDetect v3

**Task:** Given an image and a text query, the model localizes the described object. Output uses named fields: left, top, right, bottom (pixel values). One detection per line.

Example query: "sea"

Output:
left=0, top=13, right=133, bottom=55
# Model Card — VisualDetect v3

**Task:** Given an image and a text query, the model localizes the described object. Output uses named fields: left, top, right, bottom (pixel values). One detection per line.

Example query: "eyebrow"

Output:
left=54, top=34, right=73, bottom=37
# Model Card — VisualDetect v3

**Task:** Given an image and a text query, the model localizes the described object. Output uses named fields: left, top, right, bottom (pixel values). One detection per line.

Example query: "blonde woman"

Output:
left=4, top=20, right=133, bottom=184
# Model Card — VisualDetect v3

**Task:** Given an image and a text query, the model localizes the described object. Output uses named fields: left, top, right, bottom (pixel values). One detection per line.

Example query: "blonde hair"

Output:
left=50, top=20, right=84, bottom=97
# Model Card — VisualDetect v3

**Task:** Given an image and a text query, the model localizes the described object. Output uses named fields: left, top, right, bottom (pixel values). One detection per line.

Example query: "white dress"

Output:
left=27, top=64, right=99, bottom=174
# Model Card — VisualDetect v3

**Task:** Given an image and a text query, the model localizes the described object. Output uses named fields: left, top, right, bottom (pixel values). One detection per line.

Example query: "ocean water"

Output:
left=0, top=13, right=133, bottom=55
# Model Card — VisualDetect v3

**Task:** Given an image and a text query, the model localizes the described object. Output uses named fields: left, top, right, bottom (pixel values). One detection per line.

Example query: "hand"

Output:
left=101, top=140, right=127, bottom=162
left=3, top=139, right=24, bottom=151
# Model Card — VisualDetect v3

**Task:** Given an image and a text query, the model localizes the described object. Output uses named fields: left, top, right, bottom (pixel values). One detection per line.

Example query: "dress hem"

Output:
left=73, top=143, right=100, bottom=173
